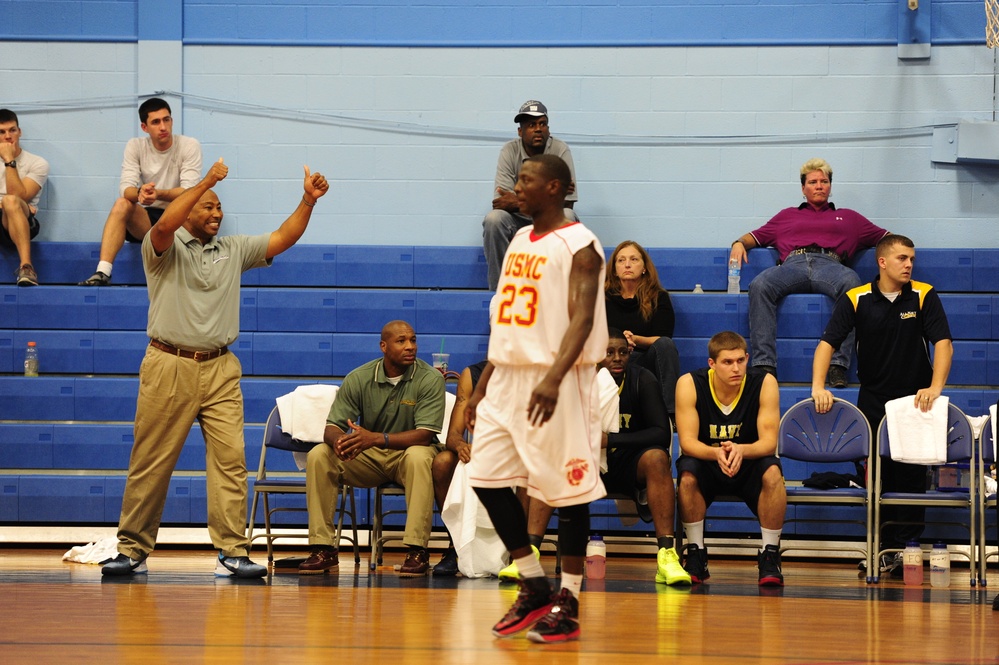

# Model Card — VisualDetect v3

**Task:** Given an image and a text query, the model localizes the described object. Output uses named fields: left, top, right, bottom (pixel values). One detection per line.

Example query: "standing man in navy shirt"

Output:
left=812, top=233, right=952, bottom=576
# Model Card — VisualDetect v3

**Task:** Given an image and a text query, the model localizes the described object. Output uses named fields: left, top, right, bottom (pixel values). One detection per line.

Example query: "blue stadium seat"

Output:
left=335, top=290, right=416, bottom=333
left=0, top=330, right=14, bottom=372
left=93, top=331, right=148, bottom=374
left=940, top=295, right=992, bottom=340
left=337, top=245, right=413, bottom=287
left=775, top=295, right=834, bottom=339
left=17, top=287, right=99, bottom=329
left=74, top=377, right=138, bottom=421
left=415, top=290, right=491, bottom=335
left=0, top=377, right=76, bottom=420
left=19, top=475, right=107, bottom=522
left=0, top=424, right=55, bottom=469
left=671, top=294, right=745, bottom=338
left=14, top=330, right=94, bottom=374
left=250, top=245, right=337, bottom=287
left=256, top=288, right=336, bottom=333
left=97, top=288, right=148, bottom=330
left=414, top=246, right=487, bottom=288
left=252, top=332, right=333, bottom=376
left=949, top=341, right=988, bottom=385
left=415, top=334, right=490, bottom=375
left=974, top=249, right=999, bottom=292
left=329, top=333, right=381, bottom=375
left=0, top=476, right=17, bottom=520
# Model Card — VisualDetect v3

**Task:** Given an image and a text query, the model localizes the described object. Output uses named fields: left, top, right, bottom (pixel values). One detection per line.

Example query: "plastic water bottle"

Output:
left=930, top=542, right=950, bottom=588
left=727, top=259, right=741, bottom=294
left=903, top=541, right=923, bottom=586
left=692, top=283, right=704, bottom=294
left=24, top=341, right=38, bottom=377
left=585, top=534, right=607, bottom=579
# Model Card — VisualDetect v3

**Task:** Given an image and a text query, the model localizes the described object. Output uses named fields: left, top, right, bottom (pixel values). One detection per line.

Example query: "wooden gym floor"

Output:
left=0, top=546, right=995, bottom=664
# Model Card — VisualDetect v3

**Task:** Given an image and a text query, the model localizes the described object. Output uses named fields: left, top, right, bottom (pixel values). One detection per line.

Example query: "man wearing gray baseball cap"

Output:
left=482, top=100, right=579, bottom=290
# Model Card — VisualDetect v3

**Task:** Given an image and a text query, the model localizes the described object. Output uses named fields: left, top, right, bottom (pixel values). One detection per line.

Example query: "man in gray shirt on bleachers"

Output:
left=79, top=97, right=202, bottom=286
left=482, top=100, right=578, bottom=290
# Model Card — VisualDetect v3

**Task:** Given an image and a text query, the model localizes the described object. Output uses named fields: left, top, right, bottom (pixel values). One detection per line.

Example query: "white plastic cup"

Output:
left=432, top=353, right=449, bottom=373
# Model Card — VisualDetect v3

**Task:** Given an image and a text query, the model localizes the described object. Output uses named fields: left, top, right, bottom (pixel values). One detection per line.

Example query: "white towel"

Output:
left=440, top=461, right=509, bottom=578
left=885, top=395, right=949, bottom=464
left=597, top=366, right=620, bottom=474
left=276, top=384, right=339, bottom=443
left=991, top=403, right=997, bottom=461
left=62, top=535, right=120, bottom=564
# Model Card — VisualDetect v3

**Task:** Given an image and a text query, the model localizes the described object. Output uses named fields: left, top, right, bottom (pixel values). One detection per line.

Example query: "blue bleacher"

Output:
left=0, top=243, right=993, bottom=536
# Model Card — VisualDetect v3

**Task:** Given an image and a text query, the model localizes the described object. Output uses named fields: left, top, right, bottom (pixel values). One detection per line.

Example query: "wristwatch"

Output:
left=3, top=160, right=15, bottom=168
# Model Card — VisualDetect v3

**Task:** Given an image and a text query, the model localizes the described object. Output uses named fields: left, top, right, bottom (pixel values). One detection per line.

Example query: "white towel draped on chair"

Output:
left=596, top=366, right=620, bottom=474
left=276, top=384, right=339, bottom=469
left=440, top=461, right=508, bottom=578
left=885, top=395, right=949, bottom=464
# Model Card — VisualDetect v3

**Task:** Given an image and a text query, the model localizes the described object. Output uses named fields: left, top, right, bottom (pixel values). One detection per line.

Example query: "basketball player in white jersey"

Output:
left=465, top=154, right=607, bottom=644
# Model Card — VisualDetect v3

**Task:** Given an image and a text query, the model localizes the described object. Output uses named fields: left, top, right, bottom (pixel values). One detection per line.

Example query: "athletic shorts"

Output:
left=0, top=212, right=39, bottom=247
left=675, top=454, right=783, bottom=516
left=602, top=445, right=669, bottom=522
left=466, top=364, right=607, bottom=507
left=125, top=206, right=164, bottom=243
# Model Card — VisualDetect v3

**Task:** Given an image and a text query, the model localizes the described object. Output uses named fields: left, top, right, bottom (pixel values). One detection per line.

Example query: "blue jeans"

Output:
left=747, top=252, right=860, bottom=370
left=482, top=207, right=578, bottom=290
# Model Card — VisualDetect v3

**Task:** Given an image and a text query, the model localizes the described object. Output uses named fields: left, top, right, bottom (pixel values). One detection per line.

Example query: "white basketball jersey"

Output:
left=488, top=222, right=608, bottom=366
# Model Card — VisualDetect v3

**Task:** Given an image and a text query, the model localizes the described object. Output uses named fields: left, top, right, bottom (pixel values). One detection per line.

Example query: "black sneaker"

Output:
left=433, top=547, right=459, bottom=577
left=683, top=544, right=710, bottom=584
left=491, top=576, right=554, bottom=638
left=992, top=594, right=999, bottom=611
left=880, top=552, right=903, bottom=579
left=79, top=271, right=111, bottom=286
left=827, top=365, right=848, bottom=389
left=758, top=544, right=784, bottom=586
left=526, top=587, right=580, bottom=643
left=215, top=552, right=267, bottom=579
left=102, top=553, right=148, bottom=576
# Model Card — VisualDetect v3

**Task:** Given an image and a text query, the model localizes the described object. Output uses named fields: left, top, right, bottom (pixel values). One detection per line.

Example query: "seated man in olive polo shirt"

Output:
left=301, top=320, right=446, bottom=576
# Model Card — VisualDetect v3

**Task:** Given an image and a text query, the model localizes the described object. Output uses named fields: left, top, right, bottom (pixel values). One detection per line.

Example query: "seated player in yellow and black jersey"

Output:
left=674, top=331, right=786, bottom=586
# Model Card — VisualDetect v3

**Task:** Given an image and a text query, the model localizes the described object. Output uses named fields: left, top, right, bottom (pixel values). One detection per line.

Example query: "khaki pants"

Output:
left=116, top=347, right=250, bottom=559
left=307, top=443, right=439, bottom=548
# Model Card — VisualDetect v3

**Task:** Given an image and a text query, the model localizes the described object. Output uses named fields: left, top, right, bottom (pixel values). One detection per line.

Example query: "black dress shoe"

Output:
left=433, top=548, right=459, bottom=577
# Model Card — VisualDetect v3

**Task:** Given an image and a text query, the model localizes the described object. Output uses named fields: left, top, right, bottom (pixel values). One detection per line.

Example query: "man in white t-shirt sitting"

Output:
left=0, top=108, right=49, bottom=286
left=79, top=97, right=202, bottom=286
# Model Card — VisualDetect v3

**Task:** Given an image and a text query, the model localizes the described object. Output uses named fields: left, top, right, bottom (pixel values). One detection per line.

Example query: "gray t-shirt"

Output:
left=120, top=135, right=202, bottom=210
left=493, top=136, right=578, bottom=203
left=1, top=149, right=49, bottom=208
left=142, top=227, right=270, bottom=350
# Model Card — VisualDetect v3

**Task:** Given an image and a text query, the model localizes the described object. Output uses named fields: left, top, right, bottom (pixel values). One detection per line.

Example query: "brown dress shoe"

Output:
left=398, top=548, right=430, bottom=577
left=299, top=547, right=339, bottom=574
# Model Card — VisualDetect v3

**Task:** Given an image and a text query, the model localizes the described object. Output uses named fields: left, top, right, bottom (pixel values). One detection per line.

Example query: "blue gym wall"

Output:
left=1, top=0, right=997, bottom=251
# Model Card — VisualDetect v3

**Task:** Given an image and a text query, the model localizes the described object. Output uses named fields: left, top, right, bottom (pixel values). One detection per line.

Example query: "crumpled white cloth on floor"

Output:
left=62, top=536, right=119, bottom=564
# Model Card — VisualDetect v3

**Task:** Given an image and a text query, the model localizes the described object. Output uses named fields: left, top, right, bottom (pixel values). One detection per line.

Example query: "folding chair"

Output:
left=370, top=391, right=456, bottom=570
left=871, top=402, right=976, bottom=584
left=977, top=414, right=995, bottom=586
left=777, top=398, right=873, bottom=580
left=248, top=405, right=360, bottom=565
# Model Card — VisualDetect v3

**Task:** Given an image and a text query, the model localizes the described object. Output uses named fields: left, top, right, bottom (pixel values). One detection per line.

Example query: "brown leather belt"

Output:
left=150, top=339, right=228, bottom=362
